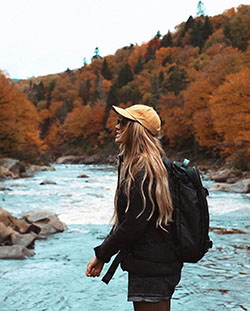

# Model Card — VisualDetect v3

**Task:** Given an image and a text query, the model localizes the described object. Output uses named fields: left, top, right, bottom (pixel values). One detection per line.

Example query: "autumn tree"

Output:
left=145, top=38, right=160, bottom=61
left=176, top=16, right=195, bottom=46
left=165, top=65, right=188, bottom=95
left=119, top=81, right=142, bottom=105
left=182, top=78, right=217, bottom=151
left=224, top=15, right=249, bottom=51
left=79, top=79, right=91, bottom=105
left=209, top=66, right=250, bottom=167
left=0, top=72, right=42, bottom=159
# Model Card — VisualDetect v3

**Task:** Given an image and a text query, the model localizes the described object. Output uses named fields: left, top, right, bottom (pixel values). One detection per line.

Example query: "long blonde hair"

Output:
left=113, top=120, right=173, bottom=231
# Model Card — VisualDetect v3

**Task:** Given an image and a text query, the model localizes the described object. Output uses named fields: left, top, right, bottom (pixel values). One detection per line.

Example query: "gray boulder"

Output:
left=83, top=154, right=101, bottom=164
left=0, top=158, right=25, bottom=177
left=0, top=245, right=35, bottom=259
left=209, top=168, right=243, bottom=183
left=0, top=157, right=55, bottom=180
left=0, top=167, right=16, bottom=179
left=0, top=158, right=19, bottom=170
left=26, top=164, right=55, bottom=175
left=24, top=210, right=67, bottom=235
left=209, top=179, right=250, bottom=193
left=0, top=208, right=67, bottom=260
left=11, top=233, right=37, bottom=248
left=228, top=179, right=250, bottom=193
left=56, top=155, right=86, bottom=164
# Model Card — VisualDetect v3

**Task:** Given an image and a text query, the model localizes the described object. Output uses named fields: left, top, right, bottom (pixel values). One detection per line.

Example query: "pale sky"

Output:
left=1, top=0, right=249, bottom=79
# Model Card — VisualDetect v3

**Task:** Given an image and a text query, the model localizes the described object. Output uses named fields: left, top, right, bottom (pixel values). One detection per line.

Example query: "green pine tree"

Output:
left=101, top=58, right=112, bottom=80
left=117, top=63, right=133, bottom=88
left=161, top=31, right=173, bottom=47
left=134, top=56, right=144, bottom=74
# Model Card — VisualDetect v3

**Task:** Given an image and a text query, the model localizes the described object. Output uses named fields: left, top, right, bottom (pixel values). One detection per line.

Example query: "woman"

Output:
left=86, top=104, right=182, bottom=311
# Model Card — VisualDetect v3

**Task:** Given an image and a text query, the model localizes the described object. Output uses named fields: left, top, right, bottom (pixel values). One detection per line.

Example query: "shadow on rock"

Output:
left=0, top=207, right=67, bottom=259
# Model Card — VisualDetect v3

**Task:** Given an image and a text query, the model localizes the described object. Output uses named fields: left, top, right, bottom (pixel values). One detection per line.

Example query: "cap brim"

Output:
left=112, top=106, right=136, bottom=121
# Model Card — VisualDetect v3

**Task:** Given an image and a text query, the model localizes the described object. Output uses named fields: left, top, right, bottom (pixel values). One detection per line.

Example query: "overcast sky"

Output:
left=1, top=0, right=249, bottom=79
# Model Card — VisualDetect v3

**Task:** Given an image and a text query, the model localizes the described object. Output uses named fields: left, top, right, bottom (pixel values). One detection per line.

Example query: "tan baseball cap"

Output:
left=112, top=104, right=161, bottom=136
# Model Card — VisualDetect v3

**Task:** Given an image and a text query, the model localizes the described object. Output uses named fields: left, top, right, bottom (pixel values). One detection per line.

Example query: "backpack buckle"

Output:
left=183, top=159, right=190, bottom=167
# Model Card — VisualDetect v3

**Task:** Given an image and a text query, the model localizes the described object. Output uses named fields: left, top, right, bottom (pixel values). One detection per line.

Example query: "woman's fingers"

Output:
left=86, top=266, right=99, bottom=277
left=86, top=261, right=95, bottom=276
left=85, top=256, right=104, bottom=277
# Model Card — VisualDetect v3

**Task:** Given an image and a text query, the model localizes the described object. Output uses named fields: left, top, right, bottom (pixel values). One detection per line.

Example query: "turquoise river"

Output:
left=0, top=164, right=249, bottom=311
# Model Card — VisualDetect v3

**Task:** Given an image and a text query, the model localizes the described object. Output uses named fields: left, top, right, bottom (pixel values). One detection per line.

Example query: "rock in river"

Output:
left=209, top=168, right=243, bottom=183
left=0, top=207, right=67, bottom=259
left=24, top=210, right=67, bottom=236
left=40, top=179, right=57, bottom=185
left=0, top=245, right=35, bottom=259
left=209, top=178, right=250, bottom=193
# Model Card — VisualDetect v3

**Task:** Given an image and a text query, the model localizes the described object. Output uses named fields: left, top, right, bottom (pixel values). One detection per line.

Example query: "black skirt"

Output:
left=128, top=272, right=181, bottom=302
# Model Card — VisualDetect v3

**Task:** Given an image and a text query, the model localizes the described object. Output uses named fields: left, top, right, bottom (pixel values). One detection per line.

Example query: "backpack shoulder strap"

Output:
left=163, top=157, right=172, bottom=170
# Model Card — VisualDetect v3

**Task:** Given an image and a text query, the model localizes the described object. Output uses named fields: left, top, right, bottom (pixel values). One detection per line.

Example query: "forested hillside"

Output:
left=1, top=5, right=250, bottom=168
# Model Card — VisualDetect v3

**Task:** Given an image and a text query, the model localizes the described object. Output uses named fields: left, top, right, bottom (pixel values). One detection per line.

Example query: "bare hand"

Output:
left=86, top=256, right=104, bottom=277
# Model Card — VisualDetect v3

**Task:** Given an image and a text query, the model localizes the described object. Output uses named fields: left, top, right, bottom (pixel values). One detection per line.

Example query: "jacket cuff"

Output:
left=94, top=246, right=111, bottom=263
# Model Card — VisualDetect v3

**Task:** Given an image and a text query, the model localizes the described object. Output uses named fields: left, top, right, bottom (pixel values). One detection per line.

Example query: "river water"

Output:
left=0, top=164, right=249, bottom=311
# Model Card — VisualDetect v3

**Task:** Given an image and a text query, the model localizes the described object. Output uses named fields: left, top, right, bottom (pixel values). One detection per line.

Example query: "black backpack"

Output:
left=163, top=157, right=213, bottom=263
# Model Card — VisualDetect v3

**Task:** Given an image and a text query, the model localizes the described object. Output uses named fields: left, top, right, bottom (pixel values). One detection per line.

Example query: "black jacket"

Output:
left=94, top=161, right=183, bottom=280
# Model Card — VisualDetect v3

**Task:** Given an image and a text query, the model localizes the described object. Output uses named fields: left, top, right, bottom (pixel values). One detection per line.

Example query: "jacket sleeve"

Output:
left=94, top=176, right=153, bottom=263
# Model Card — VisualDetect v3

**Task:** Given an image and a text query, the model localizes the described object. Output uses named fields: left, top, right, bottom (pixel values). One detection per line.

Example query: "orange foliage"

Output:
left=134, top=70, right=152, bottom=96
left=177, top=46, right=199, bottom=66
left=198, top=45, right=243, bottom=86
left=9, top=5, right=250, bottom=161
left=63, top=100, right=105, bottom=144
left=128, top=44, right=148, bottom=68
left=209, top=66, right=250, bottom=157
left=105, top=109, right=118, bottom=134
left=155, top=47, right=180, bottom=66
left=63, top=105, right=91, bottom=141
left=51, top=74, right=78, bottom=103
left=0, top=72, right=42, bottom=157
left=204, top=29, right=225, bottom=50
left=224, top=8, right=236, bottom=17
left=161, top=105, right=192, bottom=147
left=89, top=100, right=105, bottom=134
left=78, top=70, right=97, bottom=99
left=102, top=79, right=112, bottom=94
left=45, top=120, right=63, bottom=152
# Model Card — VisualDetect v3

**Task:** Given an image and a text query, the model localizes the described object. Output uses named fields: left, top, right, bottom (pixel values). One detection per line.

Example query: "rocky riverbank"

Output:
left=206, top=167, right=250, bottom=193
left=1, top=156, right=249, bottom=193
left=0, top=158, right=55, bottom=180
left=0, top=207, right=67, bottom=259
left=55, top=154, right=116, bottom=165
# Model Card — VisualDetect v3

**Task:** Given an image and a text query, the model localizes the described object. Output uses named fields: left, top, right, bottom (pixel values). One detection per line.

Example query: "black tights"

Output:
left=133, top=300, right=170, bottom=311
